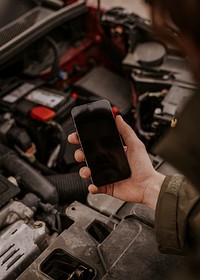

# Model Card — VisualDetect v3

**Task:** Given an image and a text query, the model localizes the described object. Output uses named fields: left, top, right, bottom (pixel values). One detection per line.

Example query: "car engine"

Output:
left=0, top=1, right=194, bottom=279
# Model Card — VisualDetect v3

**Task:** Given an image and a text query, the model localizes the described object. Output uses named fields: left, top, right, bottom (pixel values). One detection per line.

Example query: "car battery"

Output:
left=0, top=80, right=76, bottom=165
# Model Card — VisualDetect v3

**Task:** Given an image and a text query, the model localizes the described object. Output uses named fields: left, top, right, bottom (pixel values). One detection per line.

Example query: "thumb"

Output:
left=116, top=115, right=138, bottom=147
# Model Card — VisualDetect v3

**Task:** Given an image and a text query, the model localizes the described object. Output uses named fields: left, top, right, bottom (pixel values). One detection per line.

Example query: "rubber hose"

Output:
left=0, top=144, right=58, bottom=205
left=46, top=173, right=90, bottom=205
left=32, top=159, right=57, bottom=175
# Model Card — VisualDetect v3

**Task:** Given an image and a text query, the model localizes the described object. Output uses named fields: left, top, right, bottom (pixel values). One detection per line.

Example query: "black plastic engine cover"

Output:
left=74, top=66, right=133, bottom=115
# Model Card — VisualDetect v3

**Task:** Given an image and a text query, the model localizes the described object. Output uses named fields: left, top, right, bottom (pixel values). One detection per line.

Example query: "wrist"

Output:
left=143, top=172, right=166, bottom=210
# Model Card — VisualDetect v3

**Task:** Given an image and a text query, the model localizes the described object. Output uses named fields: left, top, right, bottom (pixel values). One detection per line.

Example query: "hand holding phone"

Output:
left=71, top=99, right=131, bottom=187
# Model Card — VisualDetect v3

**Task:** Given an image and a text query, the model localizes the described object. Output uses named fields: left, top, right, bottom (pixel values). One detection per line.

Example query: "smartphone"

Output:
left=71, top=99, right=131, bottom=187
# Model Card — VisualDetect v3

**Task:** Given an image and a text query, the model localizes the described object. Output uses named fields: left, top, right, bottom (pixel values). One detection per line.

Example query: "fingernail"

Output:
left=117, top=115, right=123, bottom=121
left=80, top=168, right=86, bottom=178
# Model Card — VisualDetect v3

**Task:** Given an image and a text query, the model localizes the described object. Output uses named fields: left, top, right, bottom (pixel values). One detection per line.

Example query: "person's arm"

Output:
left=155, top=174, right=200, bottom=255
left=68, top=115, right=200, bottom=254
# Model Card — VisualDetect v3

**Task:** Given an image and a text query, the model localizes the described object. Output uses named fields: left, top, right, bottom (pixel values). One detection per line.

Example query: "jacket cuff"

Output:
left=155, top=174, right=185, bottom=254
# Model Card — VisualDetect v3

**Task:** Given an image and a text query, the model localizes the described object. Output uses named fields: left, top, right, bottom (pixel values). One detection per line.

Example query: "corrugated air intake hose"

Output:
left=0, top=144, right=58, bottom=205
left=46, top=173, right=90, bottom=205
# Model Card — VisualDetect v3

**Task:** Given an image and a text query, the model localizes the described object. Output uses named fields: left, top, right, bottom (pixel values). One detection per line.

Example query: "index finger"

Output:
left=68, top=132, right=80, bottom=145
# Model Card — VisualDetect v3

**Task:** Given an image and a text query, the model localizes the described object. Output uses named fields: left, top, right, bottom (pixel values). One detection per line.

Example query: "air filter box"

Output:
left=74, top=66, right=133, bottom=115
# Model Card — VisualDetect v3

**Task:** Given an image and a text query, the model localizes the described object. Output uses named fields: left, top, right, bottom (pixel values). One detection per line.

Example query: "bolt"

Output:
left=33, top=221, right=43, bottom=228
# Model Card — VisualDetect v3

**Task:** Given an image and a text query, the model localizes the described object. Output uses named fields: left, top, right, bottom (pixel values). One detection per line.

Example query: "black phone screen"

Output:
left=71, top=99, right=131, bottom=187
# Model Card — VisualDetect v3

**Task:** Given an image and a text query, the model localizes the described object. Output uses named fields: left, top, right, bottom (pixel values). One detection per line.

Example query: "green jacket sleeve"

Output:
left=155, top=174, right=200, bottom=255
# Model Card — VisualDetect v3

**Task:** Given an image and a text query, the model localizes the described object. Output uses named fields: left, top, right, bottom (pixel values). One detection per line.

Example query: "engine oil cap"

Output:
left=30, top=106, right=56, bottom=122
left=135, top=41, right=166, bottom=67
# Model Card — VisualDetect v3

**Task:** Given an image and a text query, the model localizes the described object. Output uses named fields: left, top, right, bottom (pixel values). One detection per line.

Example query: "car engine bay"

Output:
left=0, top=1, right=194, bottom=279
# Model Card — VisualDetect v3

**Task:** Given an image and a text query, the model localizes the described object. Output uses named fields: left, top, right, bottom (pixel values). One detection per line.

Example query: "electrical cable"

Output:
left=97, top=0, right=101, bottom=21
left=45, top=36, right=60, bottom=82
left=47, top=120, right=66, bottom=168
